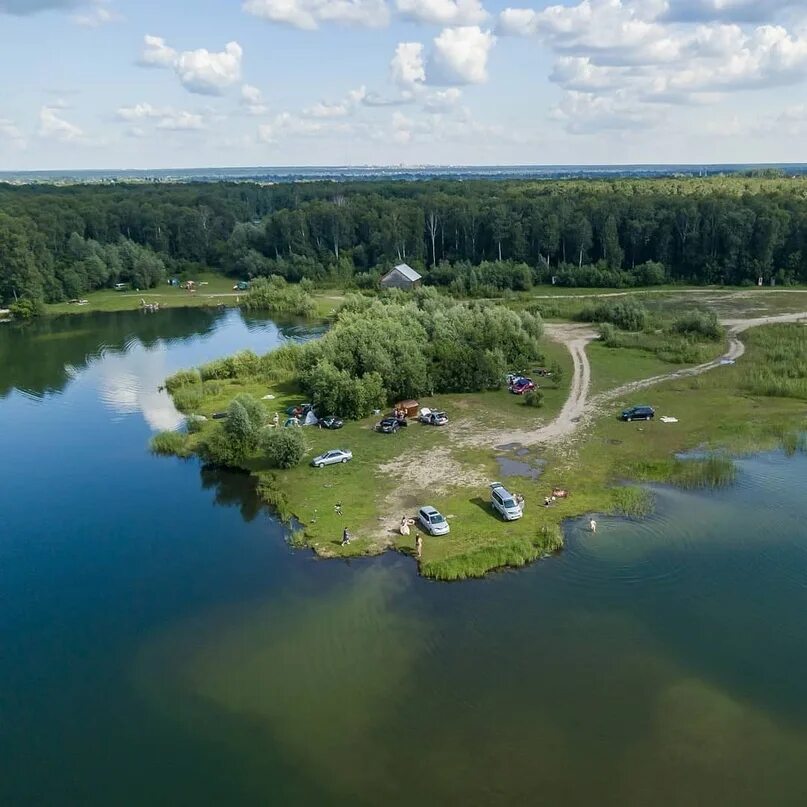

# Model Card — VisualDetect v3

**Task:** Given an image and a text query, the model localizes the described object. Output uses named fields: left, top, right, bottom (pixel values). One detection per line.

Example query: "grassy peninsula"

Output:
left=152, top=285, right=807, bottom=580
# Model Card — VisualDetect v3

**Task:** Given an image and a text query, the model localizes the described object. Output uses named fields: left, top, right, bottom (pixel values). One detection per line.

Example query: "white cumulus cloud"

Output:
left=115, top=103, right=206, bottom=132
left=138, top=37, right=243, bottom=95
left=396, top=0, right=487, bottom=26
left=243, top=0, right=389, bottom=29
left=391, top=42, right=426, bottom=86
left=427, top=25, right=495, bottom=85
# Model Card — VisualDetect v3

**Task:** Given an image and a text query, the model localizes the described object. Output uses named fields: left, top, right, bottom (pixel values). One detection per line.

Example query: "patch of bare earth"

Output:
left=372, top=447, right=490, bottom=542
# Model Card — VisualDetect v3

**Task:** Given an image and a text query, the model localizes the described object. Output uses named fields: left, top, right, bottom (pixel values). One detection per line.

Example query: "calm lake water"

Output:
left=2, top=308, right=807, bottom=805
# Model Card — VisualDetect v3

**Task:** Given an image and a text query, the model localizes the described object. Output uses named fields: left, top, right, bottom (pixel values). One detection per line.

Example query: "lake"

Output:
left=2, top=308, right=807, bottom=805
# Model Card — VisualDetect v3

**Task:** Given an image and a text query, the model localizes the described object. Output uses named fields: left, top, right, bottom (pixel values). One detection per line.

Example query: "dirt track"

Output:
left=474, top=310, right=807, bottom=450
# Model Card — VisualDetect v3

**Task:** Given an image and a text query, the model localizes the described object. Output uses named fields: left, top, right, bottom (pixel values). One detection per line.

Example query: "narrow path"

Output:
left=595, top=311, right=807, bottom=405
left=476, top=310, right=807, bottom=450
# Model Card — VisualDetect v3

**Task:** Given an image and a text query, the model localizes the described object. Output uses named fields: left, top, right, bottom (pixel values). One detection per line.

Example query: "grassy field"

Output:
left=47, top=272, right=239, bottom=315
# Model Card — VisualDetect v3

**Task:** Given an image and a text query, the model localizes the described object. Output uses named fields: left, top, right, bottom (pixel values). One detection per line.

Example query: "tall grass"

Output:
left=421, top=527, right=563, bottom=581
left=611, top=486, right=654, bottom=517
left=669, top=455, right=737, bottom=489
left=740, top=326, right=807, bottom=400
left=150, top=430, right=191, bottom=458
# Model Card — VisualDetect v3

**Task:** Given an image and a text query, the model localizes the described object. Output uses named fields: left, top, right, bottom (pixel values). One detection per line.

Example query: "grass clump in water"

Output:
left=611, top=486, right=654, bottom=517
left=669, top=455, right=737, bottom=490
left=150, top=430, right=191, bottom=458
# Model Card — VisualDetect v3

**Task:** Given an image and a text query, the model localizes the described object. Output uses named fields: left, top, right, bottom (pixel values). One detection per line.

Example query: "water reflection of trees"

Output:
left=199, top=465, right=266, bottom=523
left=0, top=308, right=221, bottom=398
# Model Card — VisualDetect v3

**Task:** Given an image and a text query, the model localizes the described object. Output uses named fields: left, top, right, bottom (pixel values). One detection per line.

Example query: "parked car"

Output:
left=419, top=409, right=448, bottom=426
left=620, top=405, right=655, bottom=422
left=318, top=416, right=344, bottom=430
left=311, top=449, right=352, bottom=468
left=417, top=506, right=450, bottom=536
left=509, top=377, right=536, bottom=395
left=377, top=417, right=400, bottom=434
left=490, top=483, right=523, bottom=521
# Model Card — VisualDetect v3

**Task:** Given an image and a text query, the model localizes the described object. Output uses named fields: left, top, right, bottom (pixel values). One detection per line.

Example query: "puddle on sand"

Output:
left=496, top=456, right=545, bottom=480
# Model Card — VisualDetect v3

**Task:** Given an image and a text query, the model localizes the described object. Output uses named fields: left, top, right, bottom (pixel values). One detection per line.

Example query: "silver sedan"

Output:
left=311, top=449, right=353, bottom=468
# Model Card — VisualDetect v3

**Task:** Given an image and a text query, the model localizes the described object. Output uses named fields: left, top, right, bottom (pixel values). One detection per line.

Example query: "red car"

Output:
left=509, top=377, right=536, bottom=395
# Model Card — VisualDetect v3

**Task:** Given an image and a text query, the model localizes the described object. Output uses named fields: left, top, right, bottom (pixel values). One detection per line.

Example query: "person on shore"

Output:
left=272, top=412, right=280, bottom=427
left=590, top=519, right=597, bottom=534
left=400, top=516, right=410, bottom=536
left=416, top=535, right=423, bottom=560
left=341, top=527, right=351, bottom=546
left=335, top=502, right=342, bottom=516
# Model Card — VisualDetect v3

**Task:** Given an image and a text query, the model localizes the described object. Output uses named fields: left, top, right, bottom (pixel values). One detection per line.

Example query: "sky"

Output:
left=3, top=0, right=807, bottom=169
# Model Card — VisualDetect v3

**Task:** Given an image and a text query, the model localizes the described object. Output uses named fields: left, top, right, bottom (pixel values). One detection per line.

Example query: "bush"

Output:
left=165, top=369, right=200, bottom=392
left=670, top=310, right=724, bottom=340
left=171, top=385, right=203, bottom=412
left=242, top=276, right=317, bottom=317
left=523, top=389, right=544, bottom=407
left=10, top=298, right=45, bottom=319
left=199, top=425, right=247, bottom=468
left=260, top=428, right=306, bottom=469
left=579, top=298, right=649, bottom=331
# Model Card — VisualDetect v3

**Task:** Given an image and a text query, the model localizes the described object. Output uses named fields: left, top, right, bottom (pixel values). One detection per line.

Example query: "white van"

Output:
left=490, top=483, right=523, bottom=521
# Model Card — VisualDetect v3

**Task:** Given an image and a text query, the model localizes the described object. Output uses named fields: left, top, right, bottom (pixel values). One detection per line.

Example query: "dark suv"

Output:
left=377, top=417, right=400, bottom=434
left=621, top=405, right=655, bottom=422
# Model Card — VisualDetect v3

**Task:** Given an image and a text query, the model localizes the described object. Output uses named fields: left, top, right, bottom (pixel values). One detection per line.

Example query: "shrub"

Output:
left=10, top=298, right=45, bottom=319
left=579, top=298, right=649, bottom=331
left=242, top=276, right=317, bottom=317
left=199, top=425, right=247, bottom=468
left=231, top=393, right=266, bottom=429
left=150, top=430, right=191, bottom=457
left=670, top=310, right=724, bottom=340
left=260, top=428, right=306, bottom=469
left=171, top=385, right=203, bottom=412
left=165, top=369, right=200, bottom=392
left=523, top=389, right=544, bottom=408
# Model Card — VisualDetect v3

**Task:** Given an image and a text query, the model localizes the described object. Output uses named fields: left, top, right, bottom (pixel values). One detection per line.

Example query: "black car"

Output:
left=318, top=416, right=344, bottom=430
left=621, top=405, right=655, bottom=422
left=377, top=417, right=400, bottom=434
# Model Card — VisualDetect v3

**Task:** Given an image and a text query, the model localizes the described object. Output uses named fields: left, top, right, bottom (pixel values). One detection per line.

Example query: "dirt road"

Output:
left=469, top=310, right=807, bottom=450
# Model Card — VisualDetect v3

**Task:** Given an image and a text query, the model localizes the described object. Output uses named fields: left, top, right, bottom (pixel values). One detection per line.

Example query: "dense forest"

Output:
left=3, top=176, right=807, bottom=306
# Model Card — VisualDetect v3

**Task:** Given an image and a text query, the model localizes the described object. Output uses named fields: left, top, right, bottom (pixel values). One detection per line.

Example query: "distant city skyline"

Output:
left=3, top=0, right=807, bottom=170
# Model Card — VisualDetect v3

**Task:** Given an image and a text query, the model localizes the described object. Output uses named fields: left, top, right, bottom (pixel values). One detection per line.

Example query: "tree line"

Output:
left=4, top=176, right=807, bottom=305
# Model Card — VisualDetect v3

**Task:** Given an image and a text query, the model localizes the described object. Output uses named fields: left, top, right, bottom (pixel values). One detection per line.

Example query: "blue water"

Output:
left=2, top=308, right=807, bottom=805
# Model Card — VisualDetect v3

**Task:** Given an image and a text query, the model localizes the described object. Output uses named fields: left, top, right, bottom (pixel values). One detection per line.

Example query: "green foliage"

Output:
left=9, top=298, right=45, bottom=319
left=301, top=361, right=386, bottom=420
left=149, top=430, right=191, bottom=458
left=548, top=360, right=564, bottom=386
left=671, top=310, right=724, bottom=340
left=740, top=325, right=807, bottom=399
left=171, top=385, right=203, bottom=412
left=579, top=298, right=650, bottom=331
left=295, top=295, right=544, bottom=417
left=165, top=369, right=201, bottom=393
left=242, top=276, right=316, bottom=317
left=259, top=427, right=306, bottom=469
left=611, top=486, right=654, bottom=517
left=199, top=424, right=247, bottom=468
left=669, top=455, right=738, bottom=489
left=523, top=389, right=544, bottom=408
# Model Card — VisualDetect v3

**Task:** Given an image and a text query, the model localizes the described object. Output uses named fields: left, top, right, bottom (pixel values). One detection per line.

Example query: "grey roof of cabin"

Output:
left=384, top=263, right=422, bottom=282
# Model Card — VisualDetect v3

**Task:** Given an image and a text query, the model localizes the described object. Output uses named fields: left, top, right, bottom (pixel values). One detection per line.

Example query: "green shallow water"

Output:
left=2, top=309, right=807, bottom=805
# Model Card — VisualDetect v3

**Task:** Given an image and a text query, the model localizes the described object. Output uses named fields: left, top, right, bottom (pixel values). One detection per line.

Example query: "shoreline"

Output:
left=153, top=305, right=807, bottom=580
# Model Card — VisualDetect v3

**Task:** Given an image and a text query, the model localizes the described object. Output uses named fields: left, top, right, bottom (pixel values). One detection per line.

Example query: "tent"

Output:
left=303, top=410, right=318, bottom=426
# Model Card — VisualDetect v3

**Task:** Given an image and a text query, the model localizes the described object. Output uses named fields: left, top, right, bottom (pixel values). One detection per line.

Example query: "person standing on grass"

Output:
left=342, top=527, right=351, bottom=546
left=416, top=535, right=423, bottom=560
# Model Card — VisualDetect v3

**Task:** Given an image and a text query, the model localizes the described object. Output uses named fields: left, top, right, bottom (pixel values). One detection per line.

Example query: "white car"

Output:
left=311, top=449, right=352, bottom=468
left=490, top=483, right=523, bottom=521
left=417, top=506, right=450, bottom=536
